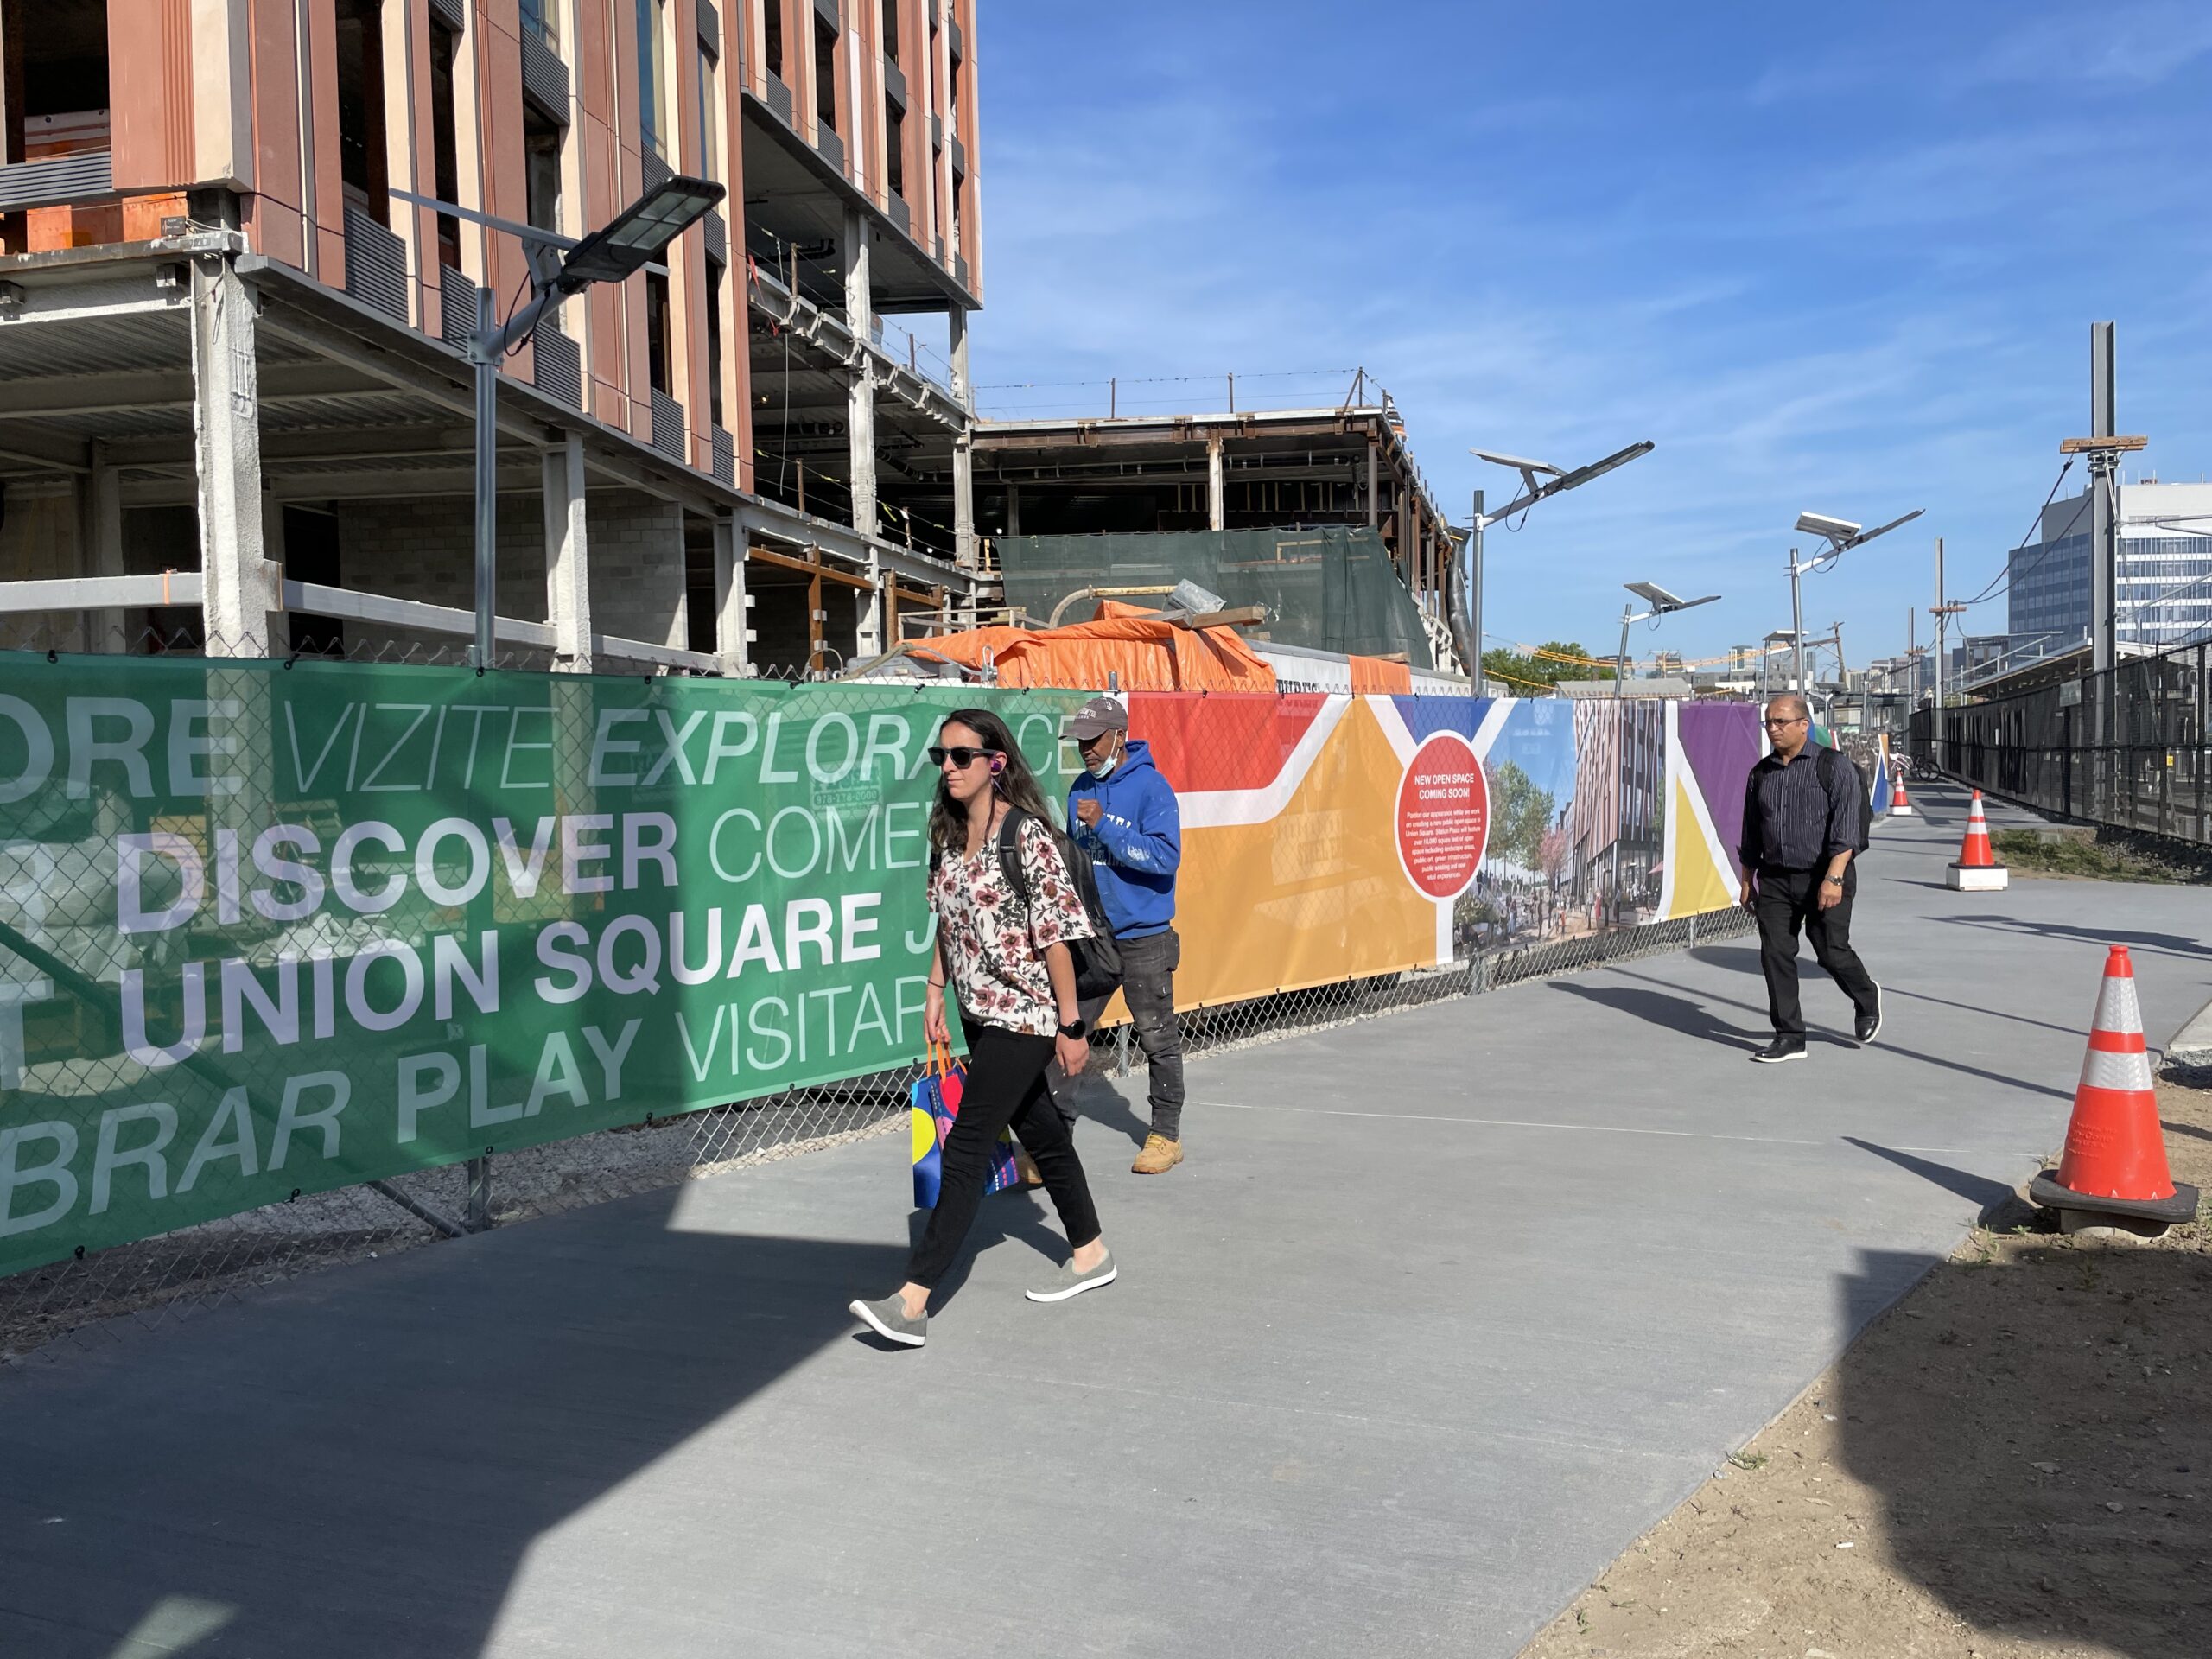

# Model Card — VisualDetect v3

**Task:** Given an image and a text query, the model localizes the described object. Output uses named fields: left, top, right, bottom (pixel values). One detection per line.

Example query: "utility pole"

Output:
left=2058, top=321, right=2146, bottom=820
left=2089, top=321, right=2118, bottom=674
left=1789, top=548, right=1804, bottom=695
left=1470, top=488, right=1485, bottom=695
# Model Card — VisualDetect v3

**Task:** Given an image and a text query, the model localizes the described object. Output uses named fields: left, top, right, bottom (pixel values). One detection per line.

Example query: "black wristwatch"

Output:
left=1058, top=1018, right=1088, bottom=1040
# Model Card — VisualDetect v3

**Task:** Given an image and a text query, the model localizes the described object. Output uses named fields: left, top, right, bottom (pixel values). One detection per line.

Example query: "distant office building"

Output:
left=2008, top=480, right=2212, bottom=654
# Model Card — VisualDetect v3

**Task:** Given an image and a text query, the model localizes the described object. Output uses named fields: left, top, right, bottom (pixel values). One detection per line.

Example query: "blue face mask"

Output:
left=1087, top=749, right=1121, bottom=780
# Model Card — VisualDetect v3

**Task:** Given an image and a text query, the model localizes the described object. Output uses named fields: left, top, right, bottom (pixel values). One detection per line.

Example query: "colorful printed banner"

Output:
left=1132, top=694, right=1764, bottom=1009
left=0, top=658, right=1081, bottom=1274
left=0, top=658, right=1764, bottom=1274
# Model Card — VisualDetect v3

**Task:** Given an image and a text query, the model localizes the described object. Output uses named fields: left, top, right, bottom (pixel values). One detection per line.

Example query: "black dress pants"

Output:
left=1752, top=865, right=1878, bottom=1038
left=906, top=1018, right=1103, bottom=1291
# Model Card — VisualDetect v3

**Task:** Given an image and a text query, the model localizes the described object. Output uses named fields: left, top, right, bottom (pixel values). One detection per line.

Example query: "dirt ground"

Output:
left=1521, top=1079, right=2212, bottom=1659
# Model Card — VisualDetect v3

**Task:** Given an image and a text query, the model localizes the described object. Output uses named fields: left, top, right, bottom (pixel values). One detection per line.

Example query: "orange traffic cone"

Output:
left=1946, top=789, right=2007, bottom=890
left=2031, top=946, right=2197, bottom=1229
left=1890, top=768, right=1914, bottom=817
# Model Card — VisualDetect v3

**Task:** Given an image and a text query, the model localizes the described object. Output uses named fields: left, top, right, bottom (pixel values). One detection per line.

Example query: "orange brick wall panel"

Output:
left=108, top=0, right=196, bottom=192
left=476, top=5, right=535, bottom=338
left=405, top=0, right=445, bottom=333
left=122, top=192, right=192, bottom=242
left=247, top=0, right=305, bottom=249
left=241, top=195, right=306, bottom=267
left=27, top=204, right=123, bottom=251
left=306, top=3, right=347, bottom=279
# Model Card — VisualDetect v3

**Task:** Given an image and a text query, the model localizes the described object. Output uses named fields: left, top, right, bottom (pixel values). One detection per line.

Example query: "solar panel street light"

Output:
left=391, top=176, right=726, bottom=667
left=1785, top=504, right=1923, bottom=694
left=1457, top=438, right=1656, bottom=692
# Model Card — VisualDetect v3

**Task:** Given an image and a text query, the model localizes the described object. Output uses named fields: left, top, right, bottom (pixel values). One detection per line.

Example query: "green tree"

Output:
left=1484, top=759, right=1557, bottom=873
left=1481, top=640, right=1615, bottom=694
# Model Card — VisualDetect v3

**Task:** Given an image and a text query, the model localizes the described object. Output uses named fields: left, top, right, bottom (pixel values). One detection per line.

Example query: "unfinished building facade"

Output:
left=0, top=0, right=984, bottom=672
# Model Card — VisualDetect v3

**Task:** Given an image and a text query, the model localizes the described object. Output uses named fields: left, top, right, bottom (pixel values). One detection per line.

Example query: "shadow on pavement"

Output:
left=0, top=1173, right=1014, bottom=1658
left=1546, top=980, right=1765, bottom=1050
left=1930, top=913, right=2212, bottom=961
left=1837, top=1247, right=2211, bottom=1657
left=1842, top=1136, right=2024, bottom=1224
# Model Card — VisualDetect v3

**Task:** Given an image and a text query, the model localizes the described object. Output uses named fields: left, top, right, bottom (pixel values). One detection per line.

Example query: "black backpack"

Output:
left=1816, top=746, right=1873, bottom=855
left=931, top=809, right=1125, bottom=1001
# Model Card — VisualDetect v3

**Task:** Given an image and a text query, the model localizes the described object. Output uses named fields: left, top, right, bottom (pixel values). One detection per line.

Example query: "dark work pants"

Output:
left=1046, top=927, right=1187, bottom=1140
left=1753, top=865, right=1878, bottom=1038
left=906, top=1019, right=1103, bottom=1291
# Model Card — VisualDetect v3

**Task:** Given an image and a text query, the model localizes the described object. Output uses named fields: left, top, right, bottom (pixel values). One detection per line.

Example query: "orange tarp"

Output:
left=1348, top=655, right=1413, bottom=694
left=911, top=603, right=1278, bottom=692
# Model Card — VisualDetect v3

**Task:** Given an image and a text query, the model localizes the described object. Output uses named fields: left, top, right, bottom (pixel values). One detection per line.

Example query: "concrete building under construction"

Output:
left=0, top=0, right=988, bottom=671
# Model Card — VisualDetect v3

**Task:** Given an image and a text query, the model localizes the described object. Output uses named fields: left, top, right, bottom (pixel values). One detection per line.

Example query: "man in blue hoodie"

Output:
left=1053, top=695, right=1188, bottom=1173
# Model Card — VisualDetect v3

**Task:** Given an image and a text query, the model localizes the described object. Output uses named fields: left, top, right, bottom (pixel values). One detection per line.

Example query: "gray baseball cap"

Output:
left=1065, top=696, right=1129, bottom=741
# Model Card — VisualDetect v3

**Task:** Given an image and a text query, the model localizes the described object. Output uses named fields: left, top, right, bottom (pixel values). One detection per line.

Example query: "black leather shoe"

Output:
left=1854, top=985, right=1883, bottom=1046
left=1750, top=1037, right=1808, bottom=1064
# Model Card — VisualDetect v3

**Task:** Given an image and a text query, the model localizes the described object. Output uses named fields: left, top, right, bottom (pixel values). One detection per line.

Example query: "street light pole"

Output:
left=1607, top=581, right=1719, bottom=925
left=397, top=177, right=727, bottom=670
left=473, top=285, right=499, bottom=668
left=1459, top=440, right=1655, bottom=689
left=1789, top=546, right=1804, bottom=696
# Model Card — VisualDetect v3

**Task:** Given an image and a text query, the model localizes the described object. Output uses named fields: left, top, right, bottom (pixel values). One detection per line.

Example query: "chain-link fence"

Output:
left=1912, top=639, right=2212, bottom=843
left=0, top=657, right=1759, bottom=1363
left=0, top=905, right=1751, bottom=1365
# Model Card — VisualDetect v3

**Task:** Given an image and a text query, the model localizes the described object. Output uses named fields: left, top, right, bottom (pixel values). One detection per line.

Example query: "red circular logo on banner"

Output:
left=1395, top=732, right=1489, bottom=900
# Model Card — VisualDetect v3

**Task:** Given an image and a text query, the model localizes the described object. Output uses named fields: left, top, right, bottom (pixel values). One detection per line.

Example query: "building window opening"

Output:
left=429, top=18, right=463, bottom=270
left=4, top=0, right=110, bottom=168
left=518, top=0, right=557, bottom=50
left=814, top=15, right=838, bottom=132
left=637, top=0, right=671, bottom=158
left=705, top=261, right=726, bottom=428
left=764, top=0, right=785, bottom=79
left=335, top=0, right=390, bottom=219
left=524, top=106, right=563, bottom=235
left=646, top=270, right=673, bottom=395
left=885, top=102, right=904, bottom=199
left=880, top=0, right=899, bottom=63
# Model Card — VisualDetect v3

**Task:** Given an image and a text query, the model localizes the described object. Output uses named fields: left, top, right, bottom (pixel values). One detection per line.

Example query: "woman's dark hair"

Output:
left=927, top=707, right=1057, bottom=853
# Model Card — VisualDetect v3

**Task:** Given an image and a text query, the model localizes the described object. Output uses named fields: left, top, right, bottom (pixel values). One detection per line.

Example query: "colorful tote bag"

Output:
left=910, top=1039, right=1021, bottom=1207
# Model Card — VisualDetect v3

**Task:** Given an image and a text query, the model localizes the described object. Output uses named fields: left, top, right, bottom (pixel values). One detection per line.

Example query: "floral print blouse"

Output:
left=931, top=811, right=1092, bottom=1037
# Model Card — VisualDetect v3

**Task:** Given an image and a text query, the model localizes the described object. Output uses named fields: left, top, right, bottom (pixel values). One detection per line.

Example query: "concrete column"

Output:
left=1365, top=439, right=1379, bottom=530
left=85, top=439, right=124, bottom=652
left=855, top=548, right=886, bottom=660
left=1207, top=435, right=1226, bottom=532
left=543, top=432, right=592, bottom=672
left=949, top=305, right=976, bottom=569
left=712, top=517, right=753, bottom=677
left=1006, top=481, right=1020, bottom=537
left=191, top=257, right=275, bottom=656
left=842, top=206, right=878, bottom=537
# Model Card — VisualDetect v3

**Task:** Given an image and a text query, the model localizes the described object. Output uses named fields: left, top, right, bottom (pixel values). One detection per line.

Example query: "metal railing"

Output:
left=1914, top=638, right=2212, bottom=843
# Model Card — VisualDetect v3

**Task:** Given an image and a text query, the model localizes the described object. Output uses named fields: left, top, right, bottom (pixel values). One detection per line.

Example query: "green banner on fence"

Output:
left=0, top=657, right=1082, bottom=1275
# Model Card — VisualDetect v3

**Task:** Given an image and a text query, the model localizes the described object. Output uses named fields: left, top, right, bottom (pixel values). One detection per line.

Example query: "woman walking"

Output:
left=849, top=709, right=1116, bottom=1349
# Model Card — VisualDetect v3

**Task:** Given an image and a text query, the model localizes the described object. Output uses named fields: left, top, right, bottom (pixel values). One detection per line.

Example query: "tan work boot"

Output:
left=1131, top=1134, right=1184, bottom=1174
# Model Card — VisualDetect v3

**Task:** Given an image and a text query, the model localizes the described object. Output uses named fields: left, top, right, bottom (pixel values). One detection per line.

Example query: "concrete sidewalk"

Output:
left=6, top=784, right=2209, bottom=1659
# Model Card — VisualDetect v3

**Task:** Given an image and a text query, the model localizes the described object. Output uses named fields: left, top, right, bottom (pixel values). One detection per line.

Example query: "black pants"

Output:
left=906, top=1019, right=1103, bottom=1291
left=1753, top=865, right=1878, bottom=1038
left=1047, top=927, right=1187, bottom=1140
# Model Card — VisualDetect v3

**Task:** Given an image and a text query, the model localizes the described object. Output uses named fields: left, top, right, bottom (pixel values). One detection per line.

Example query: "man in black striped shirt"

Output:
left=1736, top=695, right=1882, bottom=1063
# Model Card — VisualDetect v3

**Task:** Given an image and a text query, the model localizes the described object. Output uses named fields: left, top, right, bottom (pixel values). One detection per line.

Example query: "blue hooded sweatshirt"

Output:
left=1066, top=739, right=1179, bottom=939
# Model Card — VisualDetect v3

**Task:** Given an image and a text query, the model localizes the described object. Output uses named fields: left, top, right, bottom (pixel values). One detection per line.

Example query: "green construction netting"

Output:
left=997, top=527, right=1437, bottom=666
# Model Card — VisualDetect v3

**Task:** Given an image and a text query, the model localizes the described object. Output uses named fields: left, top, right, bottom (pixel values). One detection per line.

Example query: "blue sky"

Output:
left=965, top=2, right=2212, bottom=666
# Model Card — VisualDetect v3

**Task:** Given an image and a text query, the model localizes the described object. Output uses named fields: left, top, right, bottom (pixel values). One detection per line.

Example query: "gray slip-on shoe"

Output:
left=849, top=1294, right=926, bottom=1347
left=1025, top=1248, right=1116, bottom=1304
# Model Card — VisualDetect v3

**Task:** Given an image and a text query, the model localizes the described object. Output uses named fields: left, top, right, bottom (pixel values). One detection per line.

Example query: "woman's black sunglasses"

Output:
left=928, top=745, right=1000, bottom=768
